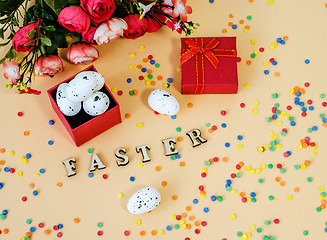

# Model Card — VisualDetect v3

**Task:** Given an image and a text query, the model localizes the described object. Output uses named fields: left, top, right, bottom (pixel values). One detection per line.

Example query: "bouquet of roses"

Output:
left=0, top=0, right=196, bottom=94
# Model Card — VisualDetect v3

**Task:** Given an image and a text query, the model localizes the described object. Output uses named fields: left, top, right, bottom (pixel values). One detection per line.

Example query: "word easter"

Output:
left=63, top=129, right=207, bottom=177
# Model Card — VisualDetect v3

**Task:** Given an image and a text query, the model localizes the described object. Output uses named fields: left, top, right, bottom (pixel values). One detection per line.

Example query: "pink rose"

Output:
left=12, top=22, right=39, bottom=52
left=123, top=15, right=148, bottom=39
left=58, top=7, right=90, bottom=33
left=147, top=14, right=166, bottom=33
left=66, top=43, right=99, bottom=64
left=94, top=18, right=128, bottom=45
left=82, top=26, right=98, bottom=45
left=81, top=0, right=115, bottom=25
left=34, top=55, right=65, bottom=77
left=2, top=60, right=20, bottom=85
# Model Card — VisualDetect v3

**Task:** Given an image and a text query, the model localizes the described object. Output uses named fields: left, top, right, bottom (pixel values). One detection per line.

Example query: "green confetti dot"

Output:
left=97, top=222, right=103, bottom=228
left=259, top=178, right=265, bottom=183
left=155, top=63, right=160, bottom=68
left=307, top=177, right=313, bottom=182
left=236, top=172, right=242, bottom=178
left=205, top=123, right=210, bottom=127
left=276, top=109, right=281, bottom=115
left=251, top=197, right=257, bottom=203
left=174, top=224, right=180, bottom=230
left=265, top=220, right=271, bottom=225
left=268, top=195, right=274, bottom=200
left=176, top=127, right=182, bottom=132
left=321, top=192, right=327, bottom=197
left=320, top=113, right=326, bottom=119
left=268, top=164, right=274, bottom=169
left=170, top=155, right=176, bottom=160
left=205, top=160, right=211, bottom=166
left=320, top=93, right=326, bottom=99
left=274, top=139, right=279, bottom=144
left=88, top=148, right=94, bottom=153
left=274, top=103, right=280, bottom=108
left=263, top=235, right=269, bottom=240
left=257, top=228, right=263, bottom=233
left=316, top=207, right=322, bottom=212
left=250, top=53, right=256, bottom=58
left=270, top=237, right=276, bottom=240
left=237, top=231, right=243, bottom=237
left=307, top=128, right=313, bottom=133
left=217, top=196, right=223, bottom=202
left=148, top=74, right=153, bottom=79
left=247, top=15, right=252, bottom=20
left=270, top=141, right=276, bottom=146
left=325, top=221, right=327, bottom=226
left=289, top=116, right=294, bottom=121
left=267, top=117, right=272, bottom=122
left=26, top=219, right=32, bottom=224
left=272, top=93, right=279, bottom=99
left=280, top=168, right=286, bottom=174
left=129, top=90, right=134, bottom=96
left=303, top=230, right=309, bottom=236
left=269, top=147, right=275, bottom=152
left=294, top=164, right=300, bottom=170
left=226, top=186, right=232, bottom=191
left=0, top=214, right=6, bottom=220
left=281, top=131, right=286, bottom=136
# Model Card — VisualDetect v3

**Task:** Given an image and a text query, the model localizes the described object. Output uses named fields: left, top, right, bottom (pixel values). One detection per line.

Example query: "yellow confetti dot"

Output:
left=250, top=169, right=255, bottom=174
left=312, top=146, right=317, bottom=150
left=241, top=234, right=247, bottom=239
left=320, top=195, right=325, bottom=200
left=139, top=45, right=145, bottom=50
left=272, top=134, right=278, bottom=140
left=202, top=168, right=208, bottom=173
left=134, top=66, right=139, bottom=70
left=300, top=164, right=306, bottom=170
left=318, top=186, right=324, bottom=191
left=145, top=80, right=151, bottom=85
left=144, top=76, right=149, bottom=81
left=230, top=214, right=236, bottom=220
left=181, top=224, right=186, bottom=229
left=17, top=171, right=23, bottom=177
left=246, top=233, right=251, bottom=238
left=254, top=50, right=259, bottom=55
left=35, top=173, right=40, bottom=177
left=272, top=42, right=277, bottom=47
left=243, top=28, right=249, bottom=33
left=111, top=88, right=117, bottom=93
left=269, top=45, right=275, bottom=50
left=237, top=144, right=243, bottom=149
left=268, top=0, right=274, bottom=4
left=231, top=189, right=237, bottom=195
left=252, top=109, right=258, bottom=114
left=289, top=89, right=295, bottom=94
left=9, top=151, right=15, bottom=156
left=253, top=101, right=259, bottom=106
left=297, top=145, right=303, bottom=150
left=263, top=144, right=269, bottom=149
left=249, top=225, right=256, bottom=231
left=255, top=169, right=261, bottom=174
left=137, top=123, right=144, bottom=129
left=176, top=66, right=182, bottom=72
left=261, top=164, right=266, bottom=169
left=257, top=147, right=263, bottom=152
left=128, top=64, right=134, bottom=69
left=276, top=144, right=282, bottom=149
left=129, top=52, right=136, bottom=57
left=276, top=121, right=282, bottom=126
left=313, top=152, right=317, bottom=156
left=179, top=219, right=185, bottom=225
left=250, top=39, right=256, bottom=45
left=263, top=61, right=269, bottom=66
left=23, top=158, right=29, bottom=164
left=135, top=220, right=142, bottom=225
left=245, top=166, right=251, bottom=171
left=137, top=162, right=143, bottom=168
left=286, top=195, right=293, bottom=200
left=118, top=193, right=124, bottom=198
left=200, top=194, right=206, bottom=199
left=163, top=83, right=168, bottom=88
left=172, top=215, right=177, bottom=220
left=157, top=230, right=164, bottom=235
left=269, top=131, right=274, bottom=135
left=244, top=83, right=250, bottom=88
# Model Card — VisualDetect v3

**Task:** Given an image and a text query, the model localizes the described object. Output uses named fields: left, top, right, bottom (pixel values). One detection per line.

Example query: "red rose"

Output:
left=123, top=15, right=148, bottom=39
left=58, top=6, right=90, bottom=33
left=34, top=55, right=65, bottom=77
left=82, top=26, right=98, bottom=45
left=81, top=0, right=115, bottom=25
left=147, top=14, right=166, bottom=33
left=66, top=43, right=99, bottom=65
left=12, top=22, right=39, bottom=52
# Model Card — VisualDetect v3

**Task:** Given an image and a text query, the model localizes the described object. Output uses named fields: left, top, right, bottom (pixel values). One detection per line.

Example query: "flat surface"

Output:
left=1, top=0, right=327, bottom=239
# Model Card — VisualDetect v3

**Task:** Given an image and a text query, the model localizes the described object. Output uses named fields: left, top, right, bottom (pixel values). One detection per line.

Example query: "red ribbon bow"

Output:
left=180, top=38, right=220, bottom=69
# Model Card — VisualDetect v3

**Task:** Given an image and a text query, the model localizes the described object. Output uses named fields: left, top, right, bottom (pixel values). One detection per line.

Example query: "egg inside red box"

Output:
left=47, top=65, right=122, bottom=147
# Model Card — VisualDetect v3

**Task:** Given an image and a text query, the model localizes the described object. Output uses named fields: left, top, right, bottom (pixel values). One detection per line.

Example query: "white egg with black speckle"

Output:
left=83, top=71, right=105, bottom=91
left=56, top=83, right=82, bottom=116
left=66, top=72, right=97, bottom=102
left=127, top=187, right=161, bottom=214
left=148, top=89, right=180, bottom=116
left=83, top=91, right=110, bottom=116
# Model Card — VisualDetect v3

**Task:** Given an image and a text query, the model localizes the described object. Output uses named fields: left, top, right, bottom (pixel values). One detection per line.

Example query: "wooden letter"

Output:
left=90, top=153, right=106, bottom=172
left=186, top=129, right=207, bottom=147
left=115, top=148, right=130, bottom=166
left=62, top=158, right=77, bottom=177
left=136, top=145, right=151, bottom=163
left=162, top=138, right=178, bottom=156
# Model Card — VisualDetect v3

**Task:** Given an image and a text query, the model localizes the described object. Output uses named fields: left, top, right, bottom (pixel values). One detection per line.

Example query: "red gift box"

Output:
left=181, top=37, right=239, bottom=94
left=47, top=65, right=122, bottom=147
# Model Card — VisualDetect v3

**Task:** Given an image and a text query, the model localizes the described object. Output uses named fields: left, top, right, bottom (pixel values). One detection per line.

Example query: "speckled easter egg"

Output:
left=66, top=72, right=97, bottom=102
left=83, top=91, right=110, bottom=116
left=148, top=89, right=180, bottom=115
left=56, top=83, right=82, bottom=116
left=127, top=187, right=161, bottom=214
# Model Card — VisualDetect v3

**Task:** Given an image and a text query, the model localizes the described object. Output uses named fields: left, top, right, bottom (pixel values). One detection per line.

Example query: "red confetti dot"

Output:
left=38, top=223, right=45, bottom=228
left=277, top=164, right=282, bottom=169
left=322, top=102, right=327, bottom=107
left=305, top=137, right=310, bottom=141
left=97, top=230, right=103, bottom=236
left=272, top=107, right=277, bottom=113
left=236, top=57, right=241, bottom=62
left=138, top=76, right=144, bottom=80
left=231, top=173, right=236, bottom=178
left=185, top=238, right=190, bottom=240
left=283, top=152, right=289, bottom=157
left=57, top=232, right=63, bottom=237
left=195, top=229, right=200, bottom=234
left=212, top=125, right=217, bottom=131
left=274, top=218, right=280, bottom=224
left=201, top=172, right=207, bottom=178
left=9, top=168, right=15, bottom=173
left=301, top=112, right=307, bottom=117
left=102, top=174, right=108, bottom=179
left=242, top=197, right=247, bottom=203
left=22, top=196, right=27, bottom=202
left=286, top=105, right=292, bottom=110
left=201, top=221, right=207, bottom=226
left=117, top=90, right=123, bottom=96
left=213, top=157, right=219, bottom=162
left=310, top=142, right=316, bottom=147
left=269, top=58, right=275, bottom=63
left=236, top=164, right=241, bottom=170
left=240, top=103, right=245, bottom=108
left=221, top=110, right=227, bottom=116
left=282, top=128, right=288, bottom=133
left=53, top=225, right=59, bottom=231
left=17, top=112, right=23, bottom=117
left=176, top=215, right=181, bottom=220
left=154, top=111, right=160, bottom=115
left=199, top=185, right=204, bottom=191
left=307, top=100, right=313, bottom=105
left=148, top=55, right=153, bottom=60
left=124, top=230, right=130, bottom=236
left=259, top=47, right=265, bottom=52
left=304, top=82, right=310, bottom=87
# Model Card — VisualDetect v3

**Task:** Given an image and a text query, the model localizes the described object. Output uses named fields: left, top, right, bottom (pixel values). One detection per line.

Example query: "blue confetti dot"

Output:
left=287, top=151, right=292, bottom=155
left=30, top=227, right=36, bottom=232
left=39, top=168, right=45, bottom=174
left=48, top=140, right=54, bottom=145
left=225, top=183, right=231, bottom=188
left=141, top=68, right=147, bottom=72
left=2, top=210, right=8, bottom=215
left=237, top=135, right=243, bottom=140
left=227, top=179, right=232, bottom=185
left=296, top=92, right=301, bottom=97
left=203, top=207, right=209, bottom=213
left=88, top=172, right=94, bottom=178
left=232, top=24, right=237, bottom=29
left=272, top=61, right=277, bottom=65
left=323, top=118, right=327, bottom=123
left=0, top=182, right=4, bottom=189
left=250, top=192, right=256, bottom=197
left=175, top=154, right=181, bottom=159
left=302, top=107, right=307, bottom=112
left=305, top=59, right=310, bottom=64
left=294, top=97, right=300, bottom=101
left=280, top=40, right=286, bottom=45
left=272, top=114, right=278, bottom=119
left=225, top=142, right=230, bottom=148
left=26, top=153, right=31, bottom=159
left=290, top=121, right=296, bottom=126
left=264, top=70, right=270, bottom=75
left=127, top=78, right=132, bottom=83
left=221, top=123, right=227, bottom=128
left=58, top=224, right=63, bottom=229
left=167, top=78, right=173, bottom=83
left=276, top=38, right=282, bottom=43
left=209, top=0, right=214, bottom=3
left=309, top=106, right=314, bottom=111
left=166, top=83, right=171, bottom=88
left=150, top=60, right=155, bottom=65
left=4, top=167, right=9, bottom=172
left=129, top=176, right=135, bottom=182
left=211, top=195, right=217, bottom=201
left=171, top=115, right=176, bottom=119
left=48, top=120, right=54, bottom=125
left=166, top=225, right=173, bottom=231
left=193, top=199, right=199, bottom=204
left=299, top=102, right=305, bottom=107
left=325, top=227, right=327, bottom=233
left=312, top=126, right=318, bottom=131
left=32, top=190, right=38, bottom=196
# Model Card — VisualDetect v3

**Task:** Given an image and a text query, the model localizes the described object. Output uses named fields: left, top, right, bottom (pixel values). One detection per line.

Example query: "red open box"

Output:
left=47, top=65, right=122, bottom=147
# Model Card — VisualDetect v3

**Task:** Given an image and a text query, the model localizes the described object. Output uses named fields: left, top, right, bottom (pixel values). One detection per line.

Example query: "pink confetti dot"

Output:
left=124, top=230, right=130, bottom=236
left=212, top=125, right=217, bottom=131
left=213, top=157, right=219, bottom=162
left=38, top=223, right=44, bottom=228
left=199, top=185, right=204, bottom=191
left=22, top=196, right=27, bottom=202
left=57, top=232, right=63, bottom=237
left=195, top=229, right=200, bottom=234
left=97, top=230, right=103, bottom=236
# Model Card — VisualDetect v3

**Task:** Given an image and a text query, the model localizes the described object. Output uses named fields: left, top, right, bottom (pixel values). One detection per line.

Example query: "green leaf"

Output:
left=0, top=0, right=25, bottom=17
left=43, top=25, right=56, bottom=32
left=0, top=17, right=8, bottom=24
left=0, top=29, right=4, bottom=39
left=43, top=0, right=61, bottom=15
left=45, top=32, right=66, bottom=55
left=67, top=0, right=80, bottom=4
left=28, top=29, right=36, bottom=39
left=54, top=0, right=67, bottom=9
left=24, top=39, right=36, bottom=46
left=41, top=37, right=52, bottom=46
left=0, top=56, right=6, bottom=64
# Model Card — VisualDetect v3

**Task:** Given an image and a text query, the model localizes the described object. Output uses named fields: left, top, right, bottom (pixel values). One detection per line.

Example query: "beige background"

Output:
left=1, top=0, right=327, bottom=239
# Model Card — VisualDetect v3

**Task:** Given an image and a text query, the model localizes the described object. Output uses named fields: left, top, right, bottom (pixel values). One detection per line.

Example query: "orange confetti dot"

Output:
left=294, top=86, right=300, bottom=91
left=177, top=136, right=184, bottom=142
left=179, top=162, right=186, bottom=167
left=228, top=22, right=233, bottom=27
left=239, top=192, right=245, bottom=197
left=155, top=166, right=162, bottom=171
left=150, top=81, right=156, bottom=86
left=200, top=190, right=206, bottom=195
left=24, top=131, right=30, bottom=136
left=140, top=231, right=146, bottom=236
left=209, top=158, right=214, bottom=164
left=57, top=182, right=63, bottom=187
left=275, top=177, right=281, bottom=182
left=161, top=181, right=167, bottom=187
left=0, top=148, right=5, bottom=153
left=0, top=160, right=5, bottom=165
left=187, top=103, right=193, bottom=108
left=74, top=218, right=80, bottom=223
left=229, top=14, right=234, bottom=18
left=222, top=29, right=227, bottom=33
left=181, top=213, right=187, bottom=218
left=208, top=128, right=214, bottom=133
left=186, top=206, right=192, bottom=211
left=245, top=25, right=250, bottom=30
left=303, top=143, right=308, bottom=148
left=321, top=204, right=326, bottom=209
left=3, top=229, right=9, bottom=234
left=280, top=181, right=286, bottom=187
left=246, top=60, right=252, bottom=65
left=283, top=36, right=288, bottom=41
left=172, top=195, right=178, bottom=200
left=239, top=162, right=244, bottom=167
left=147, top=69, right=152, bottom=74
left=322, top=199, right=327, bottom=205
left=29, top=183, right=35, bottom=188
left=239, top=20, right=244, bottom=24
left=143, top=58, right=149, bottom=63
left=44, top=229, right=51, bottom=235
left=125, top=113, right=131, bottom=118
left=249, top=0, right=254, bottom=2
left=222, top=157, right=229, bottom=162
left=274, top=72, right=280, bottom=77
left=294, top=187, right=300, bottom=193
left=304, top=160, right=311, bottom=166
left=133, top=90, right=139, bottom=95
left=323, top=123, right=327, bottom=127
left=186, top=224, right=192, bottom=229
left=157, top=75, right=163, bottom=80
left=189, top=216, right=195, bottom=221
left=194, top=221, right=201, bottom=226
left=137, top=65, right=142, bottom=69
left=151, top=230, right=157, bottom=235
left=300, top=139, right=306, bottom=144
left=25, top=232, right=32, bottom=237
